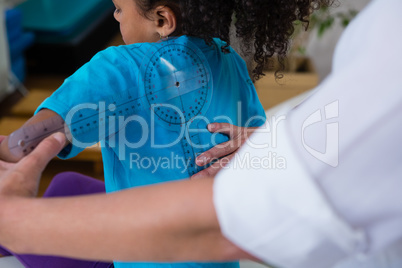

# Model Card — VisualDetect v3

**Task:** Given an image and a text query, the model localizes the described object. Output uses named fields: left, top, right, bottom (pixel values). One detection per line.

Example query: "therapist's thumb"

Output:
left=18, top=133, right=66, bottom=174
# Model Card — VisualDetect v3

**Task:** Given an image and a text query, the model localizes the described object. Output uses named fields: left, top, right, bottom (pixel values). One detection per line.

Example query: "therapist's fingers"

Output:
left=0, top=160, right=14, bottom=171
left=195, top=139, right=238, bottom=167
left=191, top=153, right=235, bottom=179
left=195, top=123, right=241, bottom=166
left=17, top=133, right=65, bottom=177
left=206, top=123, right=257, bottom=137
left=0, top=136, right=13, bottom=172
left=0, top=133, right=65, bottom=197
left=206, top=123, right=242, bottom=138
left=196, top=123, right=257, bottom=166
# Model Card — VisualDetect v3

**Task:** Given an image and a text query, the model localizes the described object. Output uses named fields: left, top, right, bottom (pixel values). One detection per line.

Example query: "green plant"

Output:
left=291, top=5, right=358, bottom=56
left=313, top=6, right=358, bottom=37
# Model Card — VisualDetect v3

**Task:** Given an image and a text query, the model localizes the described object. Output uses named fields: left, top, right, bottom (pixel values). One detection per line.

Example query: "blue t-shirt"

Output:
left=37, top=36, right=266, bottom=268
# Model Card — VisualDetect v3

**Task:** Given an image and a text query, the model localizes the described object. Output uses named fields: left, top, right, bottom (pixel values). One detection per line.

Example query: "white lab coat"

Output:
left=213, top=0, right=402, bottom=267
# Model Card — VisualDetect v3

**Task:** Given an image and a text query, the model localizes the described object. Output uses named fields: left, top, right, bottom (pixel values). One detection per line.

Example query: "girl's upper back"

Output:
left=36, top=36, right=265, bottom=190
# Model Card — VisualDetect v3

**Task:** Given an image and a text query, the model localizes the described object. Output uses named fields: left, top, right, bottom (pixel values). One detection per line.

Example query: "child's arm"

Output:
left=0, top=109, right=69, bottom=162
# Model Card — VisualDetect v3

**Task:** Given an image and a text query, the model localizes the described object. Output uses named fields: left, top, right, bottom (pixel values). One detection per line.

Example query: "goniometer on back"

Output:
left=8, top=37, right=213, bottom=176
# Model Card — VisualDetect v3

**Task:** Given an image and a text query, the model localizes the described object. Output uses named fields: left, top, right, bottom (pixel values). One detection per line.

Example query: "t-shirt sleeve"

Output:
left=230, top=50, right=266, bottom=128
left=35, top=46, right=138, bottom=159
left=243, top=79, right=266, bottom=128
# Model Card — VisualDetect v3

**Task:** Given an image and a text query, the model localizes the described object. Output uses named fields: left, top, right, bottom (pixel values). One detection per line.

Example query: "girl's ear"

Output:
left=153, top=6, right=177, bottom=37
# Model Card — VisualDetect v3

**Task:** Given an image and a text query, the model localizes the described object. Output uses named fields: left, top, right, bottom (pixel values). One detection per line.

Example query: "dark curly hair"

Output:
left=135, top=0, right=334, bottom=80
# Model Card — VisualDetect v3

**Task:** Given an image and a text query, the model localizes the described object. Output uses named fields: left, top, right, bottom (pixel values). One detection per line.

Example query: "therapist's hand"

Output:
left=191, top=123, right=257, bottom=179
left=0, top=133, right=65, bottom=197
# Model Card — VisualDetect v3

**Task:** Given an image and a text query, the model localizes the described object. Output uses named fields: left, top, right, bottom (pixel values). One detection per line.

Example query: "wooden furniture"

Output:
left=10, top=88, right=50, bottom=116
left=255, top=72, right=319, bottom=110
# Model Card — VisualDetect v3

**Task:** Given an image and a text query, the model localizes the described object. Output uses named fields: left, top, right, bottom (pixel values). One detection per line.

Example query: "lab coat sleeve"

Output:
left=213, top=119, right=366, bottom=268
left=213, top=0, right=402, bottom=266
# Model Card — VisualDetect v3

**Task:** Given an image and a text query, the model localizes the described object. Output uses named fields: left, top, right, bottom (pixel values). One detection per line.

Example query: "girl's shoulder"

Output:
left=100, top=43, right=147, bottom=57
left=99, top=36, right=230, bottom=61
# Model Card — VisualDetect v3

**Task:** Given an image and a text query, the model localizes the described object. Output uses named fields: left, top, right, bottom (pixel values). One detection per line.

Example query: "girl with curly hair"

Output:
left=0, top=0, right=331, bottom=267
left=134, top=0, right=333, bottom=80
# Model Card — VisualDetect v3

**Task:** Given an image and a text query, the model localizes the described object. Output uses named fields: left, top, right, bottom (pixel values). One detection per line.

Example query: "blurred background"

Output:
left=0, top=0, right=371, bottom=265
left=0, top=0, right=371, bottom=219
left=1, top=0, right=370, bottom=108
left=305, top=0, right=370, bottom=80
